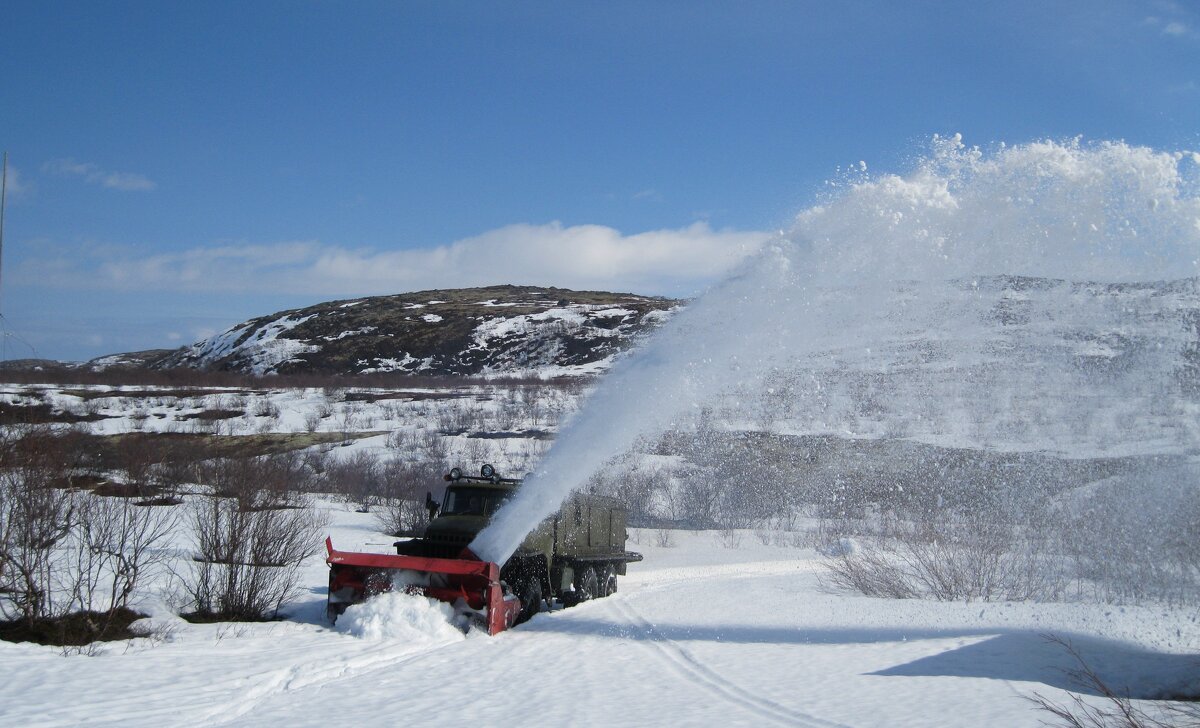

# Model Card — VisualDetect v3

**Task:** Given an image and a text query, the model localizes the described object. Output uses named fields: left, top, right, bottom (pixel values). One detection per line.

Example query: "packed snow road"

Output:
left=2, top=527, right=1196, bottom=727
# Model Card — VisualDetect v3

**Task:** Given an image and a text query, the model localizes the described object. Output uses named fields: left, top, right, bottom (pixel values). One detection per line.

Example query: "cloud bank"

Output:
left=20, top=221, right=770, bottom=299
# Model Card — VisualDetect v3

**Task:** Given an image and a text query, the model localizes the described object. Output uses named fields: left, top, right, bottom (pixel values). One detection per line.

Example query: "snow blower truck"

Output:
left=325, top=464, right=643, bottom=635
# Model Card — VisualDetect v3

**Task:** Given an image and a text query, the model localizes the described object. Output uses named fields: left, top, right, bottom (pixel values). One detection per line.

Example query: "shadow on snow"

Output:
left=523, top=614, right=1198, bottom=699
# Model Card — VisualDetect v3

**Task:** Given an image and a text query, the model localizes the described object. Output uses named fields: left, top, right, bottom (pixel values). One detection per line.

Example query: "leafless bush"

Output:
left=183, top=491, right=328, bottom=620
left=128, top=409, right=149, bottom=432
left=1, top=427, right=179, bottom=634
left=374, top=460, right=445, bottom=536
left=1029, top=635, right=1199, bottom=728
left=0, top=427, right=78, bottom=623
left=755, top=524, right=773, bottom=546
left=68, top=494, right=179, bottom=614
left=823, top=542, right=920, bottom=599
left=671, top=473, right=722, bottom=528
left=822, top=509, right=1066, bottom=602
left=463, top=437, right=489, bottom=466
left=195, top=453, right=312, bottom=511
left=1057, top=467, right=1200, bottom=606
left=325, top=450, right=382, bottom=512
left=336, top=408, right=362, bottom=432
left=386, top=428, right=416, bottom=453
left=590, top=467, right=661, bottom=526
left=654, top=528, right=675, bottom=548
left=252, top=398, right=281, bottom=420
left=314, top=400, right=334, bottom=420
left=715, top=527, right=744, bottom=549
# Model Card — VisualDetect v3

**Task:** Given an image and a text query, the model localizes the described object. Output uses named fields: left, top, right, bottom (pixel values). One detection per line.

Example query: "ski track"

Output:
left=604, top=594, right=848, bottom=728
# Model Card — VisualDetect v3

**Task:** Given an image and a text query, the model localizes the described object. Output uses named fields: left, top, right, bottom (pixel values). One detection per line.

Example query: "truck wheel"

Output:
left=575, top=566, right=599, bottom=602
left=516, top=577, right=542, bottom=624
left=600, top=565, right=618, bottom=597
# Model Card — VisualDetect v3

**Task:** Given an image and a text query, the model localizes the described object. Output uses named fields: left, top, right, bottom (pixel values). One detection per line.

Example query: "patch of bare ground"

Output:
left=86, top=431, right=383, bottom=467
left=0, top=401, right=108, bottom=425
left=0, top=608, right=146, bottom=646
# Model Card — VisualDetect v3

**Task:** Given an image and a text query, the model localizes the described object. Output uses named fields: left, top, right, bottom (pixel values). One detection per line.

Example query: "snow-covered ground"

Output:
left=1, top=505, right=1196, bottom=727
left=1, top=380, right=1197, bottom=726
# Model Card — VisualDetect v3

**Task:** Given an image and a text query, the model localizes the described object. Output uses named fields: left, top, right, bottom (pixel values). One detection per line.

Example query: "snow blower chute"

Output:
left=325, top=538, right=522, bottom=635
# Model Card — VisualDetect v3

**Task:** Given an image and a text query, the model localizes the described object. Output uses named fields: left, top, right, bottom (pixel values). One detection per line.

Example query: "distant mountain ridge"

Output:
left=147, top=285, right=681, bottom=377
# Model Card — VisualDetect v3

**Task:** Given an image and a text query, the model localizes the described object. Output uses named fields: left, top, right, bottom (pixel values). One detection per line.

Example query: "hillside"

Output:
left=153, top=285, right=680, bottom=377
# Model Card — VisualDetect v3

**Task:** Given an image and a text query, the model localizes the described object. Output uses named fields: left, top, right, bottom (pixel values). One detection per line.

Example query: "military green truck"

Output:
left=325, top=464, right=643, bottom=633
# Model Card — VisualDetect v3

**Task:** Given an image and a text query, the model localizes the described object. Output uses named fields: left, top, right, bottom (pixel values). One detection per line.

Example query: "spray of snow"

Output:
left=472, top=136, right=1200, bottom=565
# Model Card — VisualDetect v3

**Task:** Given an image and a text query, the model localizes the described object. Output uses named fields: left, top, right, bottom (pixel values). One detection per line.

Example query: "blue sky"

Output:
left=2, top=1, right=1198, bottom=361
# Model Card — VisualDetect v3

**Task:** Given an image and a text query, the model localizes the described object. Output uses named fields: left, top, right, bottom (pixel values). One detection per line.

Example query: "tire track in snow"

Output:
left=606, top=596, right=848, bottom=728
left=200, top=637, right=461, bottom=726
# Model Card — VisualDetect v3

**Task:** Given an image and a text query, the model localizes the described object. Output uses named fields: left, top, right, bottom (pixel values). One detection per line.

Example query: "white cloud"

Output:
left=1163, top=20, right=1190, bottom=36
left=98, top=171, right=156, bottom=191
left=21, top=222, right=770, bottom=298
left=2, top=165, right=31, bottom=199
left=42, top=158, right=157, bottom=191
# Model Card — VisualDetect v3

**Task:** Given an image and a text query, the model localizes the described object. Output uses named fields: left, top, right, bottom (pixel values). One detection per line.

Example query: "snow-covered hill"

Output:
left=154, top=285, right=680, bottom=377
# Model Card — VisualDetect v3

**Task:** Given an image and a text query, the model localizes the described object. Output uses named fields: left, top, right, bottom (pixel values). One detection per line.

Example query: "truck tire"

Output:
left=600, top=564, right=617, bottom=597
left=574, top=566, right=599, bottom=602
left=516, top=577, right=542, bottom=624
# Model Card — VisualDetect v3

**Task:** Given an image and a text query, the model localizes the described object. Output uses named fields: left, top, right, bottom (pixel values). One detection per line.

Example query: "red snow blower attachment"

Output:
left=325, top=538, right=522, bottom=635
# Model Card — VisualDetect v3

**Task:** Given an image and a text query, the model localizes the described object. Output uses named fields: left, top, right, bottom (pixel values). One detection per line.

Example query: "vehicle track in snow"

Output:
left=200, top=636, right=461, bottom=726
left=605, top=595, right=849, bottom=728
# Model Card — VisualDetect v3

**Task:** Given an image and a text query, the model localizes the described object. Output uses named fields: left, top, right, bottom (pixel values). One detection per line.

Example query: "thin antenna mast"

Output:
left=0, top=151, right=7, bottom=361
left=0, top=150, right=6, bottom=319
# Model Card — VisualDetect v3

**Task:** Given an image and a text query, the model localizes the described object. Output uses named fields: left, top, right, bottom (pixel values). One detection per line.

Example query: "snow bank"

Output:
left=335, top=592, right=467, bottom=643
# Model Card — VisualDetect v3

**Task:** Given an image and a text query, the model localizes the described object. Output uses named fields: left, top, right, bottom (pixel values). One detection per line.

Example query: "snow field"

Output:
left=1, top=375, right=1197, bottom=725
left=2, top=503, right=1197, bottom=727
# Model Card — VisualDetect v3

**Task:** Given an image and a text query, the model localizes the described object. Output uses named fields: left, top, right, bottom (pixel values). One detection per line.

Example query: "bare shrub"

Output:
left=672, top=473, right=721, bottom=529
left=128, top=409, right=149, bottom=432
left=0, top=428, right=78, bottom=623
left=654, top=528, right=675, bottom=548
left=197, top=453, right=313, bottom=509
left=420, top=430, right=450, bottom=463
left=715, top=527, right=744, bottom=549
left=336, top=408, right=362, bottom=432
left=591, top=467, right=660, bottom=526
left=374, top=460, right=445, bottom=537
left=386, top=428, right=415, bottom=453
left=823, top=543, right=919, bottom=599
left=304, top=412, right=322, bottom=433
left=183, top=491, right=328, bottom=620
left=1057, top=466, right=1200, bottom=606
left=325, top=450, right=382, bottom=512
left=822, top=509, right=1065, bottom=603
left=69, top=494, right=179, bottom=614
left=1029, top=635, right=1200, bottom=728
left=314, top=400, right=334, bottom=420
left=754, top=524, right=774, bottom=546
left=252, top=398, right=281, bottom=420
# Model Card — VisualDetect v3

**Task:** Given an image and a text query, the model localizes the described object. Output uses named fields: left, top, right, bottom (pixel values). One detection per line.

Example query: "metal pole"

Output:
left=0, top=151, right=6, bottom=320
left=0, top=151, right=7, bottom=361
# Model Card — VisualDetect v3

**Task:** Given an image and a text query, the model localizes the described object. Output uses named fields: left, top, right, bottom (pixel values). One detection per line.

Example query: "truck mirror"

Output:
left=425, top=491, right=439, bottom=520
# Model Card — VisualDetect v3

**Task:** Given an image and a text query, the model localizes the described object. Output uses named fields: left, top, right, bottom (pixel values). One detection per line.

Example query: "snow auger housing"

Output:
left=326, top=464, right=642, bottom=635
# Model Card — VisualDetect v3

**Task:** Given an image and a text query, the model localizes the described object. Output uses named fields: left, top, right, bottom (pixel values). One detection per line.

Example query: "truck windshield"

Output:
left=441, top=487, right=509, bottom=516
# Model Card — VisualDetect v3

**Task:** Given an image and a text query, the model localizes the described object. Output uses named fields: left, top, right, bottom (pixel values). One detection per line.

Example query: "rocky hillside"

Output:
left=155, top=285, right=680, bottom=377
